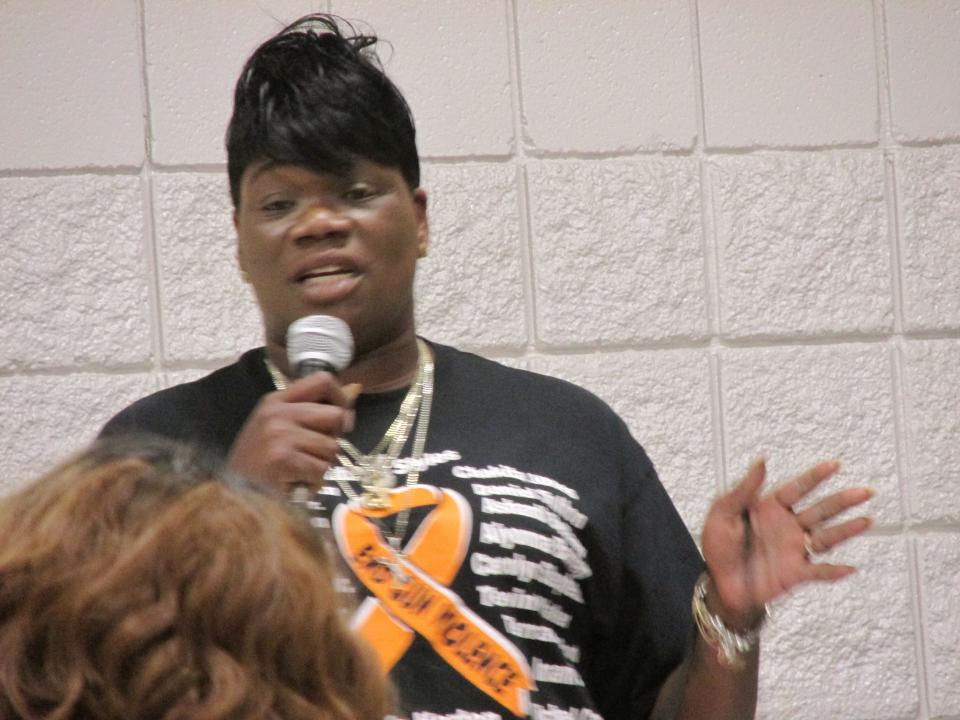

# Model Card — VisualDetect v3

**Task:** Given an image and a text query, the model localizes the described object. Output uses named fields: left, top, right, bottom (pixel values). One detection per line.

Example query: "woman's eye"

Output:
left=344, top=185, right=377, bottom=201
left=261, top=199, right=294, bottom=213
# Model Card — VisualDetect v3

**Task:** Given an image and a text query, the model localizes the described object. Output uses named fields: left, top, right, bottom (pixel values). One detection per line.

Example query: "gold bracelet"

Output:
left=691, top=573, right=767, bottom=670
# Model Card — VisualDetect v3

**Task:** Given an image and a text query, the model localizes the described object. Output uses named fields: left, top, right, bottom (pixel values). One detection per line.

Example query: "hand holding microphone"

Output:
left=228, top=316, right=357, bottom=497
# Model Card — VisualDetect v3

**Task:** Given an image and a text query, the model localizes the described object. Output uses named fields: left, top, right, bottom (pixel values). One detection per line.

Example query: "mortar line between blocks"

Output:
left=0, top=166, right=143, bottom=178
left=699, top=162, right=722, bottom=340
left=139, top=171, right=165, bottom=370
left=888, top=346, right=930, bottom=718
left=691, top=0, right=726, bottom=494
left=505, top=0, right=528, bottom=162
left=885, top=153, right=907, bottom=334
left=689, top=0, right=708, bottom=154
left=907, top=538, right=933, bottom=720
left=702, top=168, right=727, bottom=493
left=9, top=141, right=960, bottom=181
left=889, top=342, right=913, bottom=523
left=893, top=340, right=931, bottom=719
left=873, top=0, right=896, bottom=147
left=515, top=166, right=539, bottom=354
left=868, top=522, right=960, bottom=536
left=505, top=0, right=538, bottom=352
left=136, top=0, right=166, bottom=371
left=690, top=0, right=720, bottom=336
left=708, top=350, right=728, bottom=494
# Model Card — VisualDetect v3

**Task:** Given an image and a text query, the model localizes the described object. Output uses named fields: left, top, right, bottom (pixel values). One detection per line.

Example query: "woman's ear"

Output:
left=414, top=188, right=429, bottom=258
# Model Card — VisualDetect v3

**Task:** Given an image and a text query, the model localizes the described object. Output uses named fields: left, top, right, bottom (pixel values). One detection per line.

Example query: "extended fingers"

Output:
left=794, top=486, right=874, bottom=529
left=804, top=562, right=858, bottom=583
left=773, top=460, right=841, bottom=507
left=807, top=515, right=873, bottom=554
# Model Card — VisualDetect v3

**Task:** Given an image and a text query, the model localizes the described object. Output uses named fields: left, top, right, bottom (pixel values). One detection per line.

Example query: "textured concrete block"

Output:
left=757, top=536, right=918, bottom=718
left=901, top=340, right=960, bottom=523
left=886, top=1, right=960, bottom=141
left=699, top=0, right=878, bottom=148
left=896, top=148, right=960, bottom=331
left=711, top=153, right=891, bottom=338
left=528, top=158, right=707, bottom=345
left=416, top=163, right=526, bottom=349
left=332, top=0, right=513, bottom=157
left=152, top=173, right=262, bottom=362
left=0, top=1, right=143, bottom=169
left=516, top=1, right=696, bottom=152
left=0, top=372, right=160, bottom=496
left=721, top=345, right=900, bottom=525
left=145, top=0, right=314, bottom=165
left=918, top=535, right=960, bottom=716
left=0, top=176, right=152, bottom=370
left=529, top=349, right=715, bottom=533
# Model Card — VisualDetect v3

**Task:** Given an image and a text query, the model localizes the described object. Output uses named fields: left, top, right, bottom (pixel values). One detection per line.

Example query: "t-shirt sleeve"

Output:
left=583, top=422, right=703, bottom=720
left=98, top=390, right=220, bottom=452
left=96, top=355, right=263, bottom=460
left=99, top=397, right=161, bottom=439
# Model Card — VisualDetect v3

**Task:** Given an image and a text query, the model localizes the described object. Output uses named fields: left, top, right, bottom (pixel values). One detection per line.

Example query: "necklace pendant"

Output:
left=358, top=454, right=397, bottom=509
left=360, top=489, right=391, bottom=510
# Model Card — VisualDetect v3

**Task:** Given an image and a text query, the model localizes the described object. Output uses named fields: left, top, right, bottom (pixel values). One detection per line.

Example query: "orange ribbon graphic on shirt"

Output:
left=333, top=485, right=533, bottom=717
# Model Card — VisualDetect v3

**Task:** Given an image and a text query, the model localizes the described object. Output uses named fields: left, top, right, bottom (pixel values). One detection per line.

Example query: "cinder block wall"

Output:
left=1, top=1, right=957, bottom=718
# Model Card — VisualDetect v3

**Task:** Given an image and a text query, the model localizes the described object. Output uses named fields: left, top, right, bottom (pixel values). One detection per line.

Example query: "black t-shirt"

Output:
left=102, top=341, right=703, bottom=720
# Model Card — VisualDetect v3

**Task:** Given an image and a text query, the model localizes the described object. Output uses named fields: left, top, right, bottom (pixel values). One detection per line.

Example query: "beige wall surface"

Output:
left=1, top=2, right=958, bottom=718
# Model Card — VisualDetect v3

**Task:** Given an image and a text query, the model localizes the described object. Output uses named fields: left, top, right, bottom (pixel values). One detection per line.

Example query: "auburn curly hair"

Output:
left=0, top=437, right=390, bottom=720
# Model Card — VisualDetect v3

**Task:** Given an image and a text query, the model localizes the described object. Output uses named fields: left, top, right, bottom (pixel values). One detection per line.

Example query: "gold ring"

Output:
left=803, top=532, right=817, bottom=558
left=289, top=483, right=312, bottom=504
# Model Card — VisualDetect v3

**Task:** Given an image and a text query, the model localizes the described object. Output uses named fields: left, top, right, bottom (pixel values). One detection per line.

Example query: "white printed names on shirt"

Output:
left=532, top=658, right=585, bottom=687
left=476, top=585, right=572, bottom=628
left=454, top=464, right=593, bottom=702
left=479, top=520, right=590, bottom=580
left=408, top=711, right=501, bottom=720
left=529, top=705, right=603, bottom=720
left=470, top=553, right=583, bottom=603
left=452, top=464, right=579, bottom=500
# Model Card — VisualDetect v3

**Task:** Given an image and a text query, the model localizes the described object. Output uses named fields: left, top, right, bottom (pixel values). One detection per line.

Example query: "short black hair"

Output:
left=225, top=14, right=420, bottom=207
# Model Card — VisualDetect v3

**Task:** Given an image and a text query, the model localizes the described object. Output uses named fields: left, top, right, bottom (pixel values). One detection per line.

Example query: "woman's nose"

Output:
left=289, top=203, right=351, bottom=244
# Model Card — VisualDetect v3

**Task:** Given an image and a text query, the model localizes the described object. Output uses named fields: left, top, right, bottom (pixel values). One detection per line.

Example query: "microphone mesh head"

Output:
left=286, top=315, right=354, bottom=375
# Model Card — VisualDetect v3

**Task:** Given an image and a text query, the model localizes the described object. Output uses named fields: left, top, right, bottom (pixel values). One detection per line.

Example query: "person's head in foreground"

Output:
left=0, top=437, right=389, bottom=720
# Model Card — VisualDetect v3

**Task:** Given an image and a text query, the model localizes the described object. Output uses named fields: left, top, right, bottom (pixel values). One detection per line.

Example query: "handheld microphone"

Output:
left=286, top=315, right=354, bottom=377
left=284, top=315, right=354, bottom=508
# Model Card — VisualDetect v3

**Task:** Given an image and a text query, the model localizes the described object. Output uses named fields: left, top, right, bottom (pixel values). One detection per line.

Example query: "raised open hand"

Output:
left=700, top=459, right=873, bottom=628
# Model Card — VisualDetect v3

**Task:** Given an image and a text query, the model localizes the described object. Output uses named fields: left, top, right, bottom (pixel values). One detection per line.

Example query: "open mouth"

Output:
left=297, top=265, right=359, bottom=283
left=293, top=263, right=363, bottom=302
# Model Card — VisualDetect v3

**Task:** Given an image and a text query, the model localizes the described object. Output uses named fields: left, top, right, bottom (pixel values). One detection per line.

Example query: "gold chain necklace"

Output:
left=264, top=339, right=434, bottom=554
